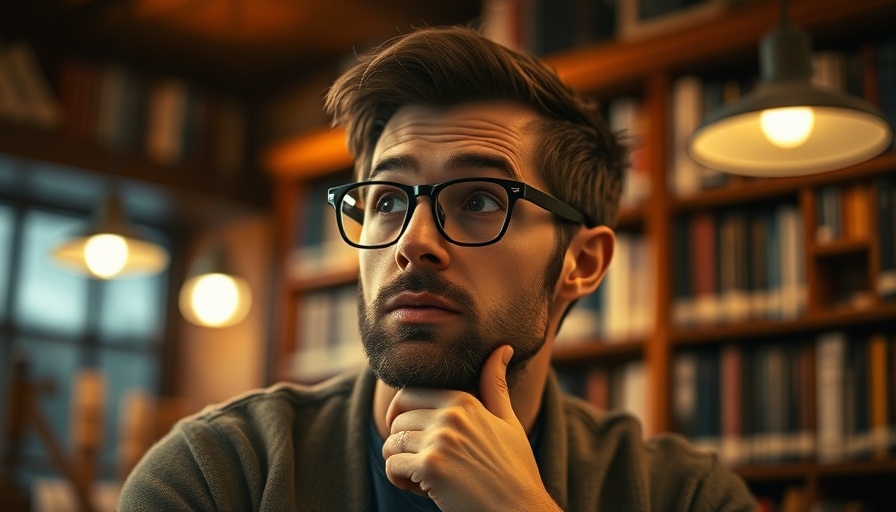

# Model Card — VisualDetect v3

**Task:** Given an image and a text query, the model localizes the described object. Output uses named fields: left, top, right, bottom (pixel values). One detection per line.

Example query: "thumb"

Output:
left=479, top=345, right=515, bottom=421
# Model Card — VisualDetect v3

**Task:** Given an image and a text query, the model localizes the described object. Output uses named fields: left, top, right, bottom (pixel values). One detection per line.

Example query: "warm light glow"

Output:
left=184, top=273, right=249, bottom=327
left=760, top=107, right=815, bottom=148
left=84, top=234, right=129, bottom=279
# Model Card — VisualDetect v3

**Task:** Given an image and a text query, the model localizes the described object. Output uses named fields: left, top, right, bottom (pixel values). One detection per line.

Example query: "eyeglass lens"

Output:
left=339, top=181, right=511, bottom=247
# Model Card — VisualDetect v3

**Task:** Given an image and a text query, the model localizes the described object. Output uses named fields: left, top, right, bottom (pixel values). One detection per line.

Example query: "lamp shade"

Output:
left=688, top=17, right=892, bottom=177
left=52, top=193, right=169, bottom=279
left=179, top=242, right=252, bottom=328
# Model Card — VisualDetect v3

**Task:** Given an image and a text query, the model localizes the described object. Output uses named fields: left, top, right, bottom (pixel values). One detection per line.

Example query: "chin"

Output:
left=366, top=342, right=484, bottom=393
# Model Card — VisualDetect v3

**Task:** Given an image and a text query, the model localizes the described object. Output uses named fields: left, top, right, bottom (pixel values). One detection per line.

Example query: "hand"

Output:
left=383, top=345, right=561, bottom=511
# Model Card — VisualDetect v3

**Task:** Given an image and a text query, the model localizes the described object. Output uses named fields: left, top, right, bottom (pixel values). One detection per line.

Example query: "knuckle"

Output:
left=432, top=427, right=463, bottom=450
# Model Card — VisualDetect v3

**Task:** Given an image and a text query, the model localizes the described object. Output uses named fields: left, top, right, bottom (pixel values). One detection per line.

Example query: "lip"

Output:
left=382, top=291, right=462, bottom=315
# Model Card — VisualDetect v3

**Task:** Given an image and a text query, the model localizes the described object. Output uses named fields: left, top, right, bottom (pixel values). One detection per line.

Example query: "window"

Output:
left=0, top=157, right=171, bottom=488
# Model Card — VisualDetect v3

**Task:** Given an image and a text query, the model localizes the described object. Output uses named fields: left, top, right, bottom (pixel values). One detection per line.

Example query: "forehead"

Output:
left=371, top=102, right=543, bottom=182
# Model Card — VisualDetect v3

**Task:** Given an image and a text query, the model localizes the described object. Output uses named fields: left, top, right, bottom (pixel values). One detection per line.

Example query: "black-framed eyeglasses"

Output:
left=326, top=177, right=592, bottom=249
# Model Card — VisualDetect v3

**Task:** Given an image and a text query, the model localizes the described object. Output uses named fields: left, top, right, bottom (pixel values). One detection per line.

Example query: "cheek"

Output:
left=359, top=251, right=389, bottom=300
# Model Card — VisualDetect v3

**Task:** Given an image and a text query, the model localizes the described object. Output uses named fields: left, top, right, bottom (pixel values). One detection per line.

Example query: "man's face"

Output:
left=358, top=102, right=565, bottom=393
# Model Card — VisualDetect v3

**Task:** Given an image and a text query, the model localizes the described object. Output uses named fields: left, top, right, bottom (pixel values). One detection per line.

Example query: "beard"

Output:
left=358, top=249, right=563, bottom=393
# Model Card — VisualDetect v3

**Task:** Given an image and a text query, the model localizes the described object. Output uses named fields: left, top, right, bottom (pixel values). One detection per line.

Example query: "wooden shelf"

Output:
left=615, top=205, right=645, bottom=230
left=737, top=458, right=896, bottom=481
left=671, top=153, right=896, bottom=213
left=545, top=0, right=896, bottom=93
left=0, top=119, right=269, bottom=211
left=288, top=263, right=359, bottom=293
left=671, top=302, right=896, bottom=345
left=551, top=339, right=644, bottom=366
left=811, top=238, right=871, bottom=257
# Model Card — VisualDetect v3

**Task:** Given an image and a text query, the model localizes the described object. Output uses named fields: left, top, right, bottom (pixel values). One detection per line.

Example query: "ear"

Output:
left=556, top=225, right=615, bottom=301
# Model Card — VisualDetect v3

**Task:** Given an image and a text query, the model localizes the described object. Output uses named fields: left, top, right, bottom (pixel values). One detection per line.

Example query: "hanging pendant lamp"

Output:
left=52, top=192, right=169, bottom=279
left=688, top=0, right=892, bottom=177
left=179, top=241, right=252, bottom=328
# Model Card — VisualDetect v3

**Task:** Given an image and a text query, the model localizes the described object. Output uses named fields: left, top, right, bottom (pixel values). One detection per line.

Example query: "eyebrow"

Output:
left=369, top=152, right=518, bottom=180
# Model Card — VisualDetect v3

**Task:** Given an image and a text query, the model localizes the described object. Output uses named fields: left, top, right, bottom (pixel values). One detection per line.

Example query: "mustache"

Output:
left=373, top=271, right=476, bottom=315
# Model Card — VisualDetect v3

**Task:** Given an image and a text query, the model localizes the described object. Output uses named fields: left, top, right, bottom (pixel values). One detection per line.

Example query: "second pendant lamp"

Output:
left=179, top=241, right=252, bottom=328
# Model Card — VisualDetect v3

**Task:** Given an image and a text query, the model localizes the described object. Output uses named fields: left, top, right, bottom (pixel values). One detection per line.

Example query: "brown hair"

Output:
left=324, top=25, right=628, bottom=236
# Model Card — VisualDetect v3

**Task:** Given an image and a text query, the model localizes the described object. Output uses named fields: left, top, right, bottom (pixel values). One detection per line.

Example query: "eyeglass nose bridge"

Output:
left=398, top=183, right=446, bottom=237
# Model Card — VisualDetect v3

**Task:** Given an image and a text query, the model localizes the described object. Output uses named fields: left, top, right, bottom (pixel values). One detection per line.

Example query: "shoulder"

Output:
left=191, top=370, right=360, bottom=426
left=559, top=395, right=755, bottom=511
left=118, top=370, right=369, bottom=510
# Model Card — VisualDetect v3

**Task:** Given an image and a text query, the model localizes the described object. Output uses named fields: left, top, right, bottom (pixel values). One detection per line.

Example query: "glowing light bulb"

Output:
left=760, top=107, right=815, bottom=148
left=84, top=234, right=129, bottom=278
left=188, top=273, right=245, bottom=327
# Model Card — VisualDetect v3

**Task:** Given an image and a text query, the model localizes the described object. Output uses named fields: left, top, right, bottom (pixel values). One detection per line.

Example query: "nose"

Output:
left=394, top=198, right=450, bottom=271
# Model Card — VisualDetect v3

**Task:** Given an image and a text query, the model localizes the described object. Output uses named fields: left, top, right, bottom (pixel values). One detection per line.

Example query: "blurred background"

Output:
left=1, top=1, right=895, bottom=511
left=0, top=1, right=483, bottom=509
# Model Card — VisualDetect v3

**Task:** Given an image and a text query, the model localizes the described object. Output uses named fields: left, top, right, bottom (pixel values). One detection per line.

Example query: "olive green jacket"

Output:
left=118, top=369, right=756, bottom=511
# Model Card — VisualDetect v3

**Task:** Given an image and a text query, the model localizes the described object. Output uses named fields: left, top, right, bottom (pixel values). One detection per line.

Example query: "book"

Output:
left=669, top=75, right=704, bottom=197
left=602, top=233, right=632, bottom=341
left=719, top=343, right=744, bottom=466
left=877, top=176, right=896, bottom=300
left=868, top=333, right=890, bottom=459
left=748, top=210, right=769, bottom=320
left=817, top=330, right=847, bottom=464
left=673, top=351, right=698, bottom=439
left=718, top=210, right=750, bottom=323
left=609, top=96, right=650, bottom=207
left=846, top=335, right=872, bottom=459
left=690, top=211, right=719, bottom=325
left=622, top=360, right=648, bottom=436
left=796, top=341, right=818, bottom=460
left=672, top=215, right=695, bottom=326
left=816, top=185, right=843, bottom=244
left=145, top=77, right=188, bottom=165
left=778, top=204, right=806, bottom=320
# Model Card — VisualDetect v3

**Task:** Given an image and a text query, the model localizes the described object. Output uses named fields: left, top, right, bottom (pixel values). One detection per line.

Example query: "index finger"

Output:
left=385, top=387, right=473, bottom=431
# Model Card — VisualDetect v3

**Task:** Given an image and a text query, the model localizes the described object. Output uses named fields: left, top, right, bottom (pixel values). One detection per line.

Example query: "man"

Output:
left=119, top=26, right=756, bottom=511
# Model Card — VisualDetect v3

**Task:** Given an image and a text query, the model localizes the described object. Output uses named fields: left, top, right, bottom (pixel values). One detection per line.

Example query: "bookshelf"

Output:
left=264, top=0, right=896, bottom=508
left=0, top=54, right=267, bottom=214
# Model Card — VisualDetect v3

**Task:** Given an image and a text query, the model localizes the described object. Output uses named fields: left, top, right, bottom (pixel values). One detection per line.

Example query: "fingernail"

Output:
left=502, top=346, right=513, bottom=366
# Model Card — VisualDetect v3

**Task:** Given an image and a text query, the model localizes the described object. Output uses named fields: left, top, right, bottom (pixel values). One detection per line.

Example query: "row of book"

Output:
left=56, top=59, right=246, bottom=174
left=481, top=0, right=617, bottom=57
left=482, top=0, right=739, bottom=56
left=668, top=41, right=896, bottom=197
left=556, top=232, right=655, bottom=344
left=673, top=330, right=896, bottom=468
left=672, top=202, right=807, bottom=327
left=814, top=177, right=896, bottom=309
left=608, top=96, right=651, bottom=209
left=556, top=359, right=651, bottom=437
left=290, top=284, right=365, bottom=382
left=288, top=174, right=358, bottom=278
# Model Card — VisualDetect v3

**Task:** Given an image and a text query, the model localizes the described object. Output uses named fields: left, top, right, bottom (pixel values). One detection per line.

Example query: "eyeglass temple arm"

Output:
left=523, top=187, right=591, bottom=226
left=341, top=201, right=365, bottom=224
left=328, top=191, right=366, bottom=225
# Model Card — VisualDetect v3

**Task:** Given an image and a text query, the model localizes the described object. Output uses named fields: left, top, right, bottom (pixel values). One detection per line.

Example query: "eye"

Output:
left=374, top=191, right=409, bottom=214
left=464, top=192, right=503, bottom=213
